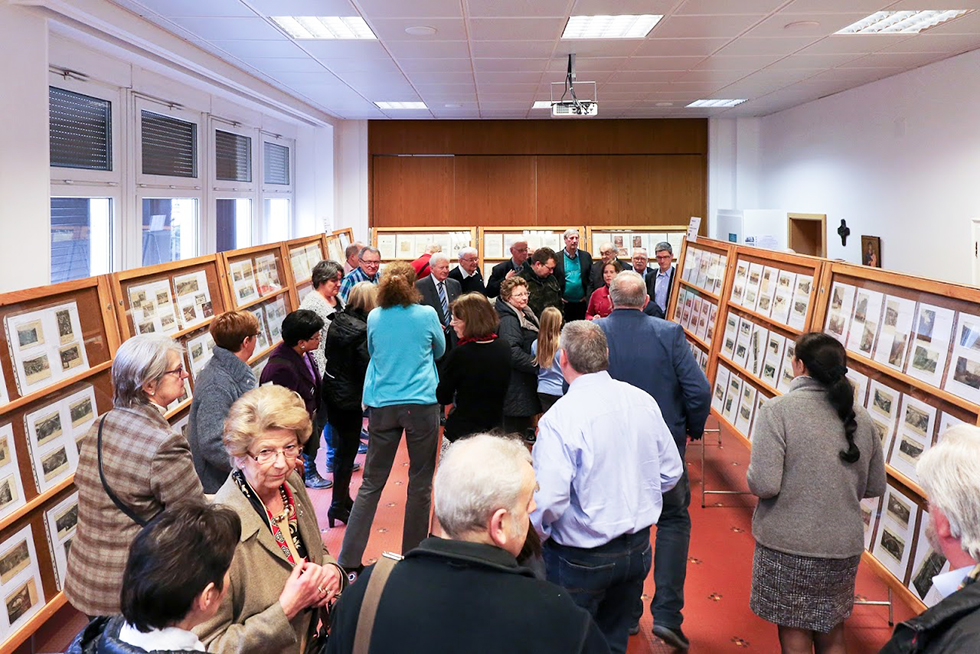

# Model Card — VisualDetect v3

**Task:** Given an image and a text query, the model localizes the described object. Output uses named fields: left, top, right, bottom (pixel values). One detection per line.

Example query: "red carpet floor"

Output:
left=27, top=416, right=916, bottom=653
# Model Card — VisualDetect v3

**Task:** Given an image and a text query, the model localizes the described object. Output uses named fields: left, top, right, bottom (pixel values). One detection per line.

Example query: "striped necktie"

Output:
left=437, top=281, right=450, bottom=326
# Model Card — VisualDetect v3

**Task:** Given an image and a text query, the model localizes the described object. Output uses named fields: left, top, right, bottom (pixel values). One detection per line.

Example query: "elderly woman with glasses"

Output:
left=196, top=384, right=345, bottom=654
left=66, top=334, right=205, bottom=618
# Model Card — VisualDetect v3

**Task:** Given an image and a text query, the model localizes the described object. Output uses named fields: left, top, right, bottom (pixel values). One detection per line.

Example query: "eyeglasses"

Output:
left=162, top=365, right=185, bottom=378
left=361, top=259, right=381, bottom=267
left=248, top=443, right=301, bottom=465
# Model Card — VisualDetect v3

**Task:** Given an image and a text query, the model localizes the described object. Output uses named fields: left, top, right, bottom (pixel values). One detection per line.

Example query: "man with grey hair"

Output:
left=487, top=238, right=530, bottom=298
left=880, top=425, right=980, bottom=652
left=343, top=241, right=365, bottom=274
left=339, top=246, right=380, bottom=301
left=589, top=242, right=629, bottom=294
left=449, top=246, right=486, bottom=295
left=597, top=270, right=710, bottom=649
left=651, top=241, right=675, bottom=315
left=555, top=228, right=593, bottom=321
left=531, top=320, right=683, bottom=654
left=327, top=434, right=609, bottom=654
left=416, top=251, right=461, bottom=353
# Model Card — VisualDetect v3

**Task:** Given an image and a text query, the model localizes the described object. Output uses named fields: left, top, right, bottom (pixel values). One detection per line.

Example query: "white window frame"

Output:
left=48, top=190, right=117, bottom=282
left=259, top=133, right=294, bottom=244
left=210, top=117, right=258, bottom=251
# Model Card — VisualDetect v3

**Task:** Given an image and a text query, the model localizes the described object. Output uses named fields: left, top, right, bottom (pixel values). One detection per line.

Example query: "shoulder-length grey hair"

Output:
left=112, top=334, right=185, bottom=408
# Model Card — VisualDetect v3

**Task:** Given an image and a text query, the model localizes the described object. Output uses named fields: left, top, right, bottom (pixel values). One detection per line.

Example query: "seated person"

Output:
left=68, top=501, right=241, bottom=653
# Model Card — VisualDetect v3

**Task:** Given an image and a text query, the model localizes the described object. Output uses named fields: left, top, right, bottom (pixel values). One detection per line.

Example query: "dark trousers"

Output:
left=544, top=528, right=652, bottom=654
left=501, top=415, right=534, bottom=437
left=538, top=392, right=561, bottom=415
left=632, top=468, right=692, bottom=629
left=327, top=406, right=362, bottom=509
left=564, top=300, right=587, bottom=321
left=338, top=403, right=439, bottom=568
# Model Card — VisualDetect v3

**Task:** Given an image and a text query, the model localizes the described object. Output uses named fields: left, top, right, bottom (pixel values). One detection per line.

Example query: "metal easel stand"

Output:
left=854, top=587, right=895, bottom=626
left=698, top=427, right=754, bottom=508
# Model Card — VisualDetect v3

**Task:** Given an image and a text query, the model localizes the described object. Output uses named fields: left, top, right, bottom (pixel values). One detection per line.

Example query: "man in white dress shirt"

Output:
left=880, top=424, right=980, bottom=652
left=530, top=320, right=683, bottom=654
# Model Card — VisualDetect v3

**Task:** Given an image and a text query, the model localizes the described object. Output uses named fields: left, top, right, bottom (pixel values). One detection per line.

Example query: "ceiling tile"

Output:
left=630, top=38, right=729, bottom=57
left=316, top=58, right=403, bottom=74
left=245, top=0, right=358, bottom=15
left=837, top=51, right=950, bottom=68
left=163, top=16, right=285, bottom=40
left=675, top=0, right=787, bottom=14
left=886, top=0, right=980, bottom=11
left=553, top=40, right=648, bottom=57
left=419, top=92, right=480, bottom=102
left=620, top=56, right=706, bottom=70
left=415, top=82, right=479, bottom=93
left=300, top=40, right=390, bottom=59
left=803, top=66, right=902, bottom=82
left=272, top=71, right=346, bottom=86
left=239, top=57, right=329, bottom=73
left=475, top=71, right=546, bottom=83
left=743, top=12, right=869, bottom=37
left=130, top=0, right=255, bottom=17
left=762, top=52, right=865, bottom=70
left=879, top=33, right=980, bottom=54
left=429, top=107, right=482, bottom=117
left=355, top=0, right=463, bottom=19
left=795, top=35, right=912, bottom=56
left=545, top=56, right=629, bottom=72
left=400, top=58, right=474, bottom=72
left=692, top=54, right=783, bottom=70
left=208, top=39, right=306, bottom=58
left=714, top=36, right=821, bottom=56
left=384, top=40, right=472, bottom=58
left=675, top=69, right=748, bottom=83
left=653, top=14, right=766, bottom=39
left=470, top=41, right=556, bottom=58
left=465, top=0, right=570, bottom=18
left=477, top=82, right=542, bottom=93
left=781, top=0, right=893, bottom=12
left=570, top=0, right=681, bottom=14
left=408, top=71, right=476, bottom=84
left=605, top=70, right=687, bottom=83
left=474, top=58, right=550, bottom=72
left=368, top=18, right=468, bottom=41
left=478, top=92, right=538, bottom=101
left=468, top=17, right=565, bottom=41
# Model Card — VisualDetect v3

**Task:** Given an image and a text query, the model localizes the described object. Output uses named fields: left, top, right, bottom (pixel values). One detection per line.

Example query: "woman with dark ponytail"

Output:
left=747, top=332, right=886, bottom=653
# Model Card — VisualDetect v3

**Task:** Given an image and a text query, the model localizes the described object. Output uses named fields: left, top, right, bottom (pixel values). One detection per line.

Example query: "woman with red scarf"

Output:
left=436, top=293, right=511, bottom=443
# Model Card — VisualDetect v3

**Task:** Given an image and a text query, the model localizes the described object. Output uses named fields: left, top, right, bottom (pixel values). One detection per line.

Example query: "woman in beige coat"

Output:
left=195, top=385, right=345, bottom=654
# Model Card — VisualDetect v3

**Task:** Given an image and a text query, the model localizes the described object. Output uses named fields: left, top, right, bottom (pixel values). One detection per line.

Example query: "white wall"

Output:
left=333, top=120, right=370, bottom=243
left=0, top=5, right=50, bottom=293
left=756, top=48, right=980, bottom=284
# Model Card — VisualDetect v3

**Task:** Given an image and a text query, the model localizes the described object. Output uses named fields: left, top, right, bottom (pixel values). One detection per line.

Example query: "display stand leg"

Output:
left=853, top=587, right=894, bottom=626
left=699, top=427, right=754, bottom=508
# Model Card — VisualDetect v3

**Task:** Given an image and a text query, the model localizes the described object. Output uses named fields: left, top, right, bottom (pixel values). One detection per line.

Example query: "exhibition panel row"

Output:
left=0, top=228, right=353, bottom=651
left=669, top=237, right=980, bottom=614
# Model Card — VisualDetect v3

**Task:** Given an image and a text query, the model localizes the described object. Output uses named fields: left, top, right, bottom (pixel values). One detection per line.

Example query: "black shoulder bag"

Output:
left=97, top=415, right=158, bottom=527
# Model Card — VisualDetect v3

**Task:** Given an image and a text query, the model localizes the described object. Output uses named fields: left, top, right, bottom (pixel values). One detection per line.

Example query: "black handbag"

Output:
left=97, top=415, right=159, bottom=527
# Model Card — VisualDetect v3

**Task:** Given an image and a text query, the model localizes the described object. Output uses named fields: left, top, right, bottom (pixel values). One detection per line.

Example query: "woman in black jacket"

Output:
left=495, top=277, right=541, bottom=438
left=322, top=282, right=377, bottom=527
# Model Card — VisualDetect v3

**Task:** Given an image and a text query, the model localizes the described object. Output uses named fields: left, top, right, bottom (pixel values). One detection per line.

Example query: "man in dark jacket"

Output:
left=880, top=425, right=980, bottom=654
left=486, top=238, right=529, bottom=298
left=448, top=247, right=486, bottom=295
left=595, top=271, right=710, bottom=649
left=327, top=434, right=609, bottom=654
left=519, top=247, right=563, bottom=319
left=554, top=229, right=593, bottom=321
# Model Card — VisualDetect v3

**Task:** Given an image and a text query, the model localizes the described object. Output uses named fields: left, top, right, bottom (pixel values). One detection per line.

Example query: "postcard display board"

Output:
left=372, top=227, right=477, bottom=268
left=220, top=244, right=295, bottom=370
left=809, top=262, right=980, bottom=612
left=478, top=227, right=584, bottom=280
left=284, top=235, right=328, bottom=307
left=0, top=276, right=120, bottom=648
left=585, top=226, right=687, bottom=262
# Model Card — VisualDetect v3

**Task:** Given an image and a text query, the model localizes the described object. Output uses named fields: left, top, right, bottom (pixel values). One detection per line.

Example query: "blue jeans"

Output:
left=323, top=423, right=335, bottom=469
left=544, top=528, right=652, bottom=654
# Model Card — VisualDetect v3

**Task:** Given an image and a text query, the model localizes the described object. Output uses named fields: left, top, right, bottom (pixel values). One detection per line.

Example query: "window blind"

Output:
left=141, top=110, right=198, bottom=178
left=264, top=141, right=290, bottom=185
left=216, top=129, right=252, bottom=182
left=49, top=87, right=112, bottom=171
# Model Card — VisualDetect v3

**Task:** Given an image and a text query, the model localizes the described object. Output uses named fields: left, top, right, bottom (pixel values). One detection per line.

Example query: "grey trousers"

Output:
left=337, top=403, right=440, bottom=568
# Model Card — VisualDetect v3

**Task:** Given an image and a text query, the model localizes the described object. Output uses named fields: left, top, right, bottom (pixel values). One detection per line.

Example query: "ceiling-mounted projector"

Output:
left=550, top=54, right=597, bottom=118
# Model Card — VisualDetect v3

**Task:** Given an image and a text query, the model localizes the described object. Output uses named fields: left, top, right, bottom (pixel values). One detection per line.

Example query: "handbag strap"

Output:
left=97, top=415, right=152, bottom=527
left=352, top=552, right=401, bottom=654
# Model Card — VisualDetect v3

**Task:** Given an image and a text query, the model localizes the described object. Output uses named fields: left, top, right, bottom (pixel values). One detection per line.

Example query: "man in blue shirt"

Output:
left=652, top=241, right=676, bottom=316
left=596, top=271, right=711, bottom=650
left=531, top=320, right=683, bottom=654
left=554, top=229, right=593, bottom=322
left=339, top=246, right=380, bottom=301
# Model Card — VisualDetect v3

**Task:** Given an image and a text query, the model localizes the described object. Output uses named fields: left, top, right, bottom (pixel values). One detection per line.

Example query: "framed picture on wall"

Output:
left=862, top=235, right=882, bottom=268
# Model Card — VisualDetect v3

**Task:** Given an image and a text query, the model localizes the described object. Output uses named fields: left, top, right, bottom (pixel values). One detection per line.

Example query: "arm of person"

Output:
left=670, top=325, right=711, bottom=439
left=864, top=417, right=887, bottom=498
left=498, top=315, right=538, bottom=374
left=425, top=307, right=446, bottom=360
left=150, top=429, right=205, bottom=504
left=745, top=403, right=785, bottom=499
left=485, top=264, right=506, bottom=298
left=529, top=417, right=576, bottom=542
left=585, top=289, right=599, bottom=320
left=652, top=408, right=684, bottom=493
left=260, top=359, right=301, bottom=393
left=189, top=383, right=238, bottom=477
left=435, top=347, right=459, bottom=406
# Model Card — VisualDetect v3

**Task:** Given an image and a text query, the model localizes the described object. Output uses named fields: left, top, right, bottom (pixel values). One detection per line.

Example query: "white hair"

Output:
left=434, top=434, right=532, bottom=539
left=112, top=334, right=185, bottom=407
left=563, top=228, right=579, bottom=239
left=599, top=242, right=616, bottom=254
left=608, top=270, right=647, bottom=309
left=429, top=252, right=450, bottom=266
left=918, top=424, right=980, bottom=560
left=457, top=246, right=478, bottom=259
left=425, top=243, right=442, bottom=254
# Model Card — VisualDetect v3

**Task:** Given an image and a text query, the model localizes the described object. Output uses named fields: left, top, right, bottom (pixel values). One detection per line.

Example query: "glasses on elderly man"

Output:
left=248, top=443, right=301, bottom=465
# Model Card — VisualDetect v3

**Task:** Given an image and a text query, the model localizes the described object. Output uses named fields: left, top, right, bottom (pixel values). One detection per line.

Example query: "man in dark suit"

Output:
left=448, top=246, right=486, bottom=295
left=595, top=271, right=711, bottom=650
left=651, top=241, right=676, bottom=317
left=553, top=229, right=593, bottom=322
left=416, top=252, right=461, bottom=353
left=589, top=241, right=629, bottom=294
left=486, top=239, right=529, bottom=298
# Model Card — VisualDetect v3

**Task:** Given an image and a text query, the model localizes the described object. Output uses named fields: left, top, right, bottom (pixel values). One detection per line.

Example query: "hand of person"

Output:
left=505, top=269, right=516, bottom=279
left=279, top=559, right=329, bottom=619
left=313, top=564, right=344, bottom=607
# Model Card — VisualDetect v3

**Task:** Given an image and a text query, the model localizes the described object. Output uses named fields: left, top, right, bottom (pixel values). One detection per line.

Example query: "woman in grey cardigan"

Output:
left=747, top=332, right=886, bottom=653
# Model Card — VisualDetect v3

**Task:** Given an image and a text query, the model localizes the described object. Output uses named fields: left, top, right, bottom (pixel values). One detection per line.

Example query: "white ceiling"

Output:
left=107, top=0, right=980, bottom=119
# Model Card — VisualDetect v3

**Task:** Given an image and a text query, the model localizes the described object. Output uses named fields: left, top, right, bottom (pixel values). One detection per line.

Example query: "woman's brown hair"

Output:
left=602, top=260, right=623, bottom=278
left=376, top=261, right=420, bottom=308
left=450, top=293, right=499, bottom=339
left=499, top=276, right=528, bottom=302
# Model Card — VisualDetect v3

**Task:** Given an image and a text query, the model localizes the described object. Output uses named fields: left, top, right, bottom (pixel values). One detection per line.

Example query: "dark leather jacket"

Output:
left=68, top=616, right=202, bottom=654
left=880, top=567, right=980, bottom=653
left=321, top=307, right=370, bottom=411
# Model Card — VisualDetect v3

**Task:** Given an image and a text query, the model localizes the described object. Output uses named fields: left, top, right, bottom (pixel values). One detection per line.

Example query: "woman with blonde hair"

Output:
left=337, top=262, right=445, bottom=577
left=195, top=384, right=344, bottom=653
left=531, top=306, right=565, bottom=414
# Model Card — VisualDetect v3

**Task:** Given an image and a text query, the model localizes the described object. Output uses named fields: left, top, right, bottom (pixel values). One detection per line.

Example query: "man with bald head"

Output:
left=487, top=239, right=529, bottom=298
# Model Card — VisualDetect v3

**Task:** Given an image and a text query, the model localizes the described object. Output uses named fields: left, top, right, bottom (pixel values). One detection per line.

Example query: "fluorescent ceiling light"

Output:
left=836, top=10, right=971, bottom=34
left=271, top=16, right=377, bottom=40
left=375, top=102, right=427, bottom=110
left=686, top=99, right=747, bottom=108
left=562, top=14, right=662, bottom=39
left=532, top=101, right=552, bottom=109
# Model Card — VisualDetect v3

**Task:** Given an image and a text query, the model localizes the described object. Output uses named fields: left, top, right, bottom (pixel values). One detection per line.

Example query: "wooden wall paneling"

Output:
left=371, top=156, right=454, bottom=227
left=454, top=156, right=536, bottom=226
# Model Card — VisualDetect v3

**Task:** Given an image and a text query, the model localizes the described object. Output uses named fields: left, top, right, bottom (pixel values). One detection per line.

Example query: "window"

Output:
left=216, top=198, right=252, bottom=252
left=50, top=197, right=112, bottom=283
left=216, top=130, right=252, bottom=182
left=261, top=136, right=294, bottom=243
left=264, top=198, right=291, bottom=242
left=264, top=141, right=290, bottom=185
left=49, top=87, right=112, bottom=171
left=141, top=110, right=198, bottom=178
left=141, top=198, right=199, bottom=266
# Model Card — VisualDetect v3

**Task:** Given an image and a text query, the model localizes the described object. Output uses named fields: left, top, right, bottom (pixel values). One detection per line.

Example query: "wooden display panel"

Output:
left=325, top=233, right=346, bottom=268
left=585, top=225, right=687, bottom=261
left=283, top=235, right=327, bottom=308
left=332, top=228, right=355, bottom=252
left=371, top=227, right=477, bottom=263
left=478, top=226, right=583, bottom=280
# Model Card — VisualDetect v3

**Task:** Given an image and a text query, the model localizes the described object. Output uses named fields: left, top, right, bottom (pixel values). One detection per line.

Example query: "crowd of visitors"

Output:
left=62, top=242, right=978, bottom=654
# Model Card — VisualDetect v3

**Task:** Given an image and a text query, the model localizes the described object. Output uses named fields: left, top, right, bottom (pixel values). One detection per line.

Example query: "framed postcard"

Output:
left=327, top=235, right=346, bottom=263
left=730, top=260, right=748, bottom=305
left=872, top=296, right=916, bottom=372
left=872, top=483, right=920, bottom=583
left=866, top=379, right=901, bottom=454
left=861, top=495, right=883, bottom=551
left=845, top=368, right=870, bottom=406
left=229, top=260, right=260, bottom=306
left=776, top=340, right=797, bottom=395
left=254, top=254, right=282, bottom=295
left=754, top=266, right=777, bottom=317
left=824, top=283, right=856, bottom=345
left=746, top=324, right=769, bottom=378
left=761, top=332, right=786, bottom=388
left=788, top=274, right=813, bottom=332
left=23, top=389, right=88, bottom=493
left=249, top=308, right=270, bottom=354
left=5, top=301, right=89, bottom=396
left=861, top=235, right=882, bottom=268
left=905, top=303, right=955, bottom=388
left=289, top=244, right=313, bottom=280
left=172, top=270, right=212, bottom=331
left=846, top=290, right=884, bottom=357
left=706, top=303, right=719, bottom=344
left=723, top=374, right=742, bottom=424
left=186, top=330, right=217, bottom=380
left=0, top=524, right=45, bottom=633
left=936, top=412, right=967, bottom=443
left=733, top=316, right=753, bottom=370
left=907, top=509, right=949, bottom=607
left=942, top=311, right=980, bottom=405
left=264, top=296, right=288, bottom=345
left=43, top=491, right=79, bottom=591
left=887, top=395, right=937, bottom=485
left=735, top=382, right=757, bottom=436
left=741, top=262, right=765, bottom=312
left=0, top=424, right=26, bottom=522
left=712, top=366, right=731, bottom=414
left=127, top=280, right=178, bottom=336
left=721, top=314, right=739, bottom=359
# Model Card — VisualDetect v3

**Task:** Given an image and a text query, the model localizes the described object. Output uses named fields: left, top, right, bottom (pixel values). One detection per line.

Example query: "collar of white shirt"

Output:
left=933, top=564, right=975, bottom=599
left=119, top=623, right=206, bottom=652
left=458, top=266, right=477, bottom=279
